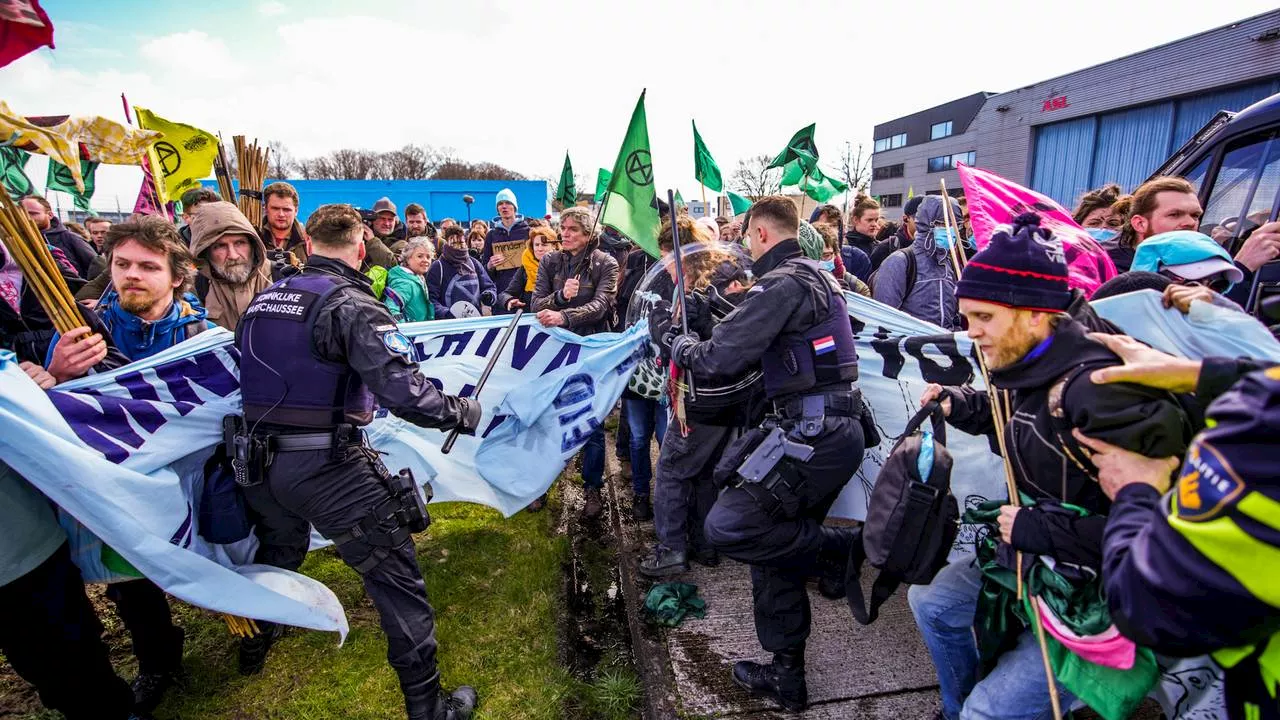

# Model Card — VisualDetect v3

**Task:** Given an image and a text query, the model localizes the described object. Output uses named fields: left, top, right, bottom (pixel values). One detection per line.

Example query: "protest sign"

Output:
left=491, top=239, right=527, bottom=271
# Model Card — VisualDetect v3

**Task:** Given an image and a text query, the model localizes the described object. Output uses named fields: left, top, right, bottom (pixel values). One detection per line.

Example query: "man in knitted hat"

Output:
left=909, top=214, right=1194, bottom=720
left=481, top=188, right=530, bottom=296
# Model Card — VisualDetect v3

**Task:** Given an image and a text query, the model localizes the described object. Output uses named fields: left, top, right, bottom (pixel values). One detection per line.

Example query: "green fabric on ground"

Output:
left=643, top=582, right=706, bottom=627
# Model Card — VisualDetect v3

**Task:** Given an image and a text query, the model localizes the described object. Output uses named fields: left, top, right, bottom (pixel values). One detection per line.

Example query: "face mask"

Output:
left=818, top=260, right=835, bottom=272
left=932, top=227, right=956, bottom=249
left=1086, top=227, right=1119, bottom=242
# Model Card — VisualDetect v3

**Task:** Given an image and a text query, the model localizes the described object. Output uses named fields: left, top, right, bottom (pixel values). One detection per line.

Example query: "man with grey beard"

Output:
left=190, top=201, right=275, bottom=330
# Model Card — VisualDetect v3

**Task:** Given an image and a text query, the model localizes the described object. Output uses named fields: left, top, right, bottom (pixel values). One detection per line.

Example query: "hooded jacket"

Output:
left=869, top=223, right=913, bottom=271
left=47, top=289, right=208, bottom=365
left=871, top=195, right=959, bottom=329
left=531, top=236, right=619, bottom=336
left=384, top=264, right=433, bottom=322
left=43, top=217, right=99, bottom=279
left=941, top=318, right=1192, bottom=567
left=190, top=201, right=273, bottom=331
left=482, top=215, right=531, bottom=291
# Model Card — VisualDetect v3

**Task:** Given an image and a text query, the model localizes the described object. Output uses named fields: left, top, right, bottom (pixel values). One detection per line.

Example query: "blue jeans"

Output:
left=623, top=397, right=668, bottom=497
left=908, top=559, right=1076, bottom=720
left=581, top=427, right=606, bottom=490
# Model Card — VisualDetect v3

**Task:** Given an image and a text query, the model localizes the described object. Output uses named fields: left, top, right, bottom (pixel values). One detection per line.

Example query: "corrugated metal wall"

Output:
left=1031, top=78, right=1280, bottom=207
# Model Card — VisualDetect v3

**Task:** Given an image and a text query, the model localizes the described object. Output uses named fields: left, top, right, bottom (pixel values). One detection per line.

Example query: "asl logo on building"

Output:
left=1042, top=96, right=1069, bottom=112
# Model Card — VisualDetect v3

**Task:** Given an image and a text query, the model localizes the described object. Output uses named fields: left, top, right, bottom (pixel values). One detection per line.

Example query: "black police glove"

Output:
left=648, top=299, right=673, bottom=351
left=668, top=332, right=699, bottom=369
left=480, top=290, right=498, bottom=307
left=684, top=291, right=714, bottom=339
left=454, top=397, right=482, bottom=436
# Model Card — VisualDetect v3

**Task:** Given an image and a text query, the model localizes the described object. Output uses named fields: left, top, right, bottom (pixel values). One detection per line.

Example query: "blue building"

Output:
left=202, top=178, right=550, bottom=225
left=869, top=10, right=1280, bottom=213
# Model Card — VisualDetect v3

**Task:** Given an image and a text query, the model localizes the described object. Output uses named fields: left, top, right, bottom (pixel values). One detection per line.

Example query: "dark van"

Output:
left=1153, top=91, right=1280, bottom=317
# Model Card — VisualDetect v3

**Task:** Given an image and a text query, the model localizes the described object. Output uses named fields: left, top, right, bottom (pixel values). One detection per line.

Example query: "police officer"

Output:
left=1073, top=336, right=1280, bottom=720
left=651, top=196, right=865, bottom=712
left=233, top=204, right=480, bottom=720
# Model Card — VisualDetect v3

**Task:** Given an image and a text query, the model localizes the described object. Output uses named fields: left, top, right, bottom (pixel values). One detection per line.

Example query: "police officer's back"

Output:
left=653, top=196, right=867, bottom=712
left=233, top=204, right=480, bottom=720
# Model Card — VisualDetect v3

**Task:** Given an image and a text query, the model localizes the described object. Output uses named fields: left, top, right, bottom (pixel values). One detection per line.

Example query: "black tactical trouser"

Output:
left=242, top=444, right=439, bottom=693
left=653, top=422, right=740, bottom=553
left=703, top=417, right=864, bottom=653
left=105, top=578, right=184, bottom=675
left=0, top=542, right=135, bottom=720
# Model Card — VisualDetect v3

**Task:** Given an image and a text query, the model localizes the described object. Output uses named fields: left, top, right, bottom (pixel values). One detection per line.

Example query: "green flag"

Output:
left=601, top=90, right=660, bottom=258
left=727, top=191, right=752, bottom=215
left=767, top=123, right=818, bottom=171
left=555, top=152, right=576, bottom=208
left=47, top=158, right=99, bottom=212
left=0, top=147, right=33, bottom=200
left=674, top=189, right=685, bottom=209
left=799, top=166, right=847, bottom=204
left=692, top=120, right=723, bottom=192
left=593, top=168, right=612, bottom=203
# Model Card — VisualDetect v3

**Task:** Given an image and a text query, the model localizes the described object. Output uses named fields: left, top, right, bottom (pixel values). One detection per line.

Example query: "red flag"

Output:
left=0, top=0, right=54, bottom=69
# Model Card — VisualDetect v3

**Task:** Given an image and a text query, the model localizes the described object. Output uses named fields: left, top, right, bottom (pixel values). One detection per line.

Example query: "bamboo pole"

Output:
left=941, top=178, right=1061, bottom=717
left=0, top=194, right=85, bottom=334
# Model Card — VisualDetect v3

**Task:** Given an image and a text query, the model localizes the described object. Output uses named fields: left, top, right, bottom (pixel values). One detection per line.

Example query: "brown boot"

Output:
left=583, top=487, right=604, bottom=518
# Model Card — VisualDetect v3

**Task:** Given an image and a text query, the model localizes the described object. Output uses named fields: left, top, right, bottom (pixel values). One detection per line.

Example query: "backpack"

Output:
left=869, top=248, right=916, bottom=300
left=847, top=401, right=958, bottom=625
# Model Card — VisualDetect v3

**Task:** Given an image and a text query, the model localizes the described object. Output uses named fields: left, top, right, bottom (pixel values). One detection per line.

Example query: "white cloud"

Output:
left=259, top=1, right=287, bottom=16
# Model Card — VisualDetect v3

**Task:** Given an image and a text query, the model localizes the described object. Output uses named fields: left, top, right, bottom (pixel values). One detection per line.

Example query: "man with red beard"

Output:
left=190, top=201, right=275, bottom=330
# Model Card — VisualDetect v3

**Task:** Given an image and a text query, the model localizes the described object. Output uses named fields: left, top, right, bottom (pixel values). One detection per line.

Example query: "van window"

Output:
left=1200, top=132, right=1280, bottom=248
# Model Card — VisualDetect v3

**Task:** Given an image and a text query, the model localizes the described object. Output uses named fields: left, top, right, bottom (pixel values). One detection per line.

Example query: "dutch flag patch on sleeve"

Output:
left=812, top=336, right=836, bottom=355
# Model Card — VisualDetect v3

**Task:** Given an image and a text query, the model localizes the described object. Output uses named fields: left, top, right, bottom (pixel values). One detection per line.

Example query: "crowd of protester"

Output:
left=2, top=166, right=1279, bottom=720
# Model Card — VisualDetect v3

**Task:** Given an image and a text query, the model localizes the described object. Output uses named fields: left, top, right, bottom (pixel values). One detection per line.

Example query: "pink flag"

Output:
left=957, top=164, right=1115, bottom=297
left=133, top=162, right=161, bottom=216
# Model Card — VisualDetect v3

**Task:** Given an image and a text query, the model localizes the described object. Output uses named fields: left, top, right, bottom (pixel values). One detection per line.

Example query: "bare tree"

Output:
left=380, top=144, right=440, bottom=180
left=431, top=160, right=525, bottom=181
left=838, top=142, right=871, bottom=206
left=731, top=154, right=782, bottom=199
left=266, top=140, right=295, bottom=179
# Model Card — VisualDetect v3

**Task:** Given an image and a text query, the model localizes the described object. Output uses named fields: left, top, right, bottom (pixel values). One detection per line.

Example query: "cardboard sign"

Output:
left=492, top=239, right=527, bottom=271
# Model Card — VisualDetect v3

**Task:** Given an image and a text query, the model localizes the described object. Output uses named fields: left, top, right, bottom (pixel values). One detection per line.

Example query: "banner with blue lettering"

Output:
left=0, top=315, right=646, bottom=635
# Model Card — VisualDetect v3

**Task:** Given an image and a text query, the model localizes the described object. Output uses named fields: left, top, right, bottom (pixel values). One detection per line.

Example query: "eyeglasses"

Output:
left=1159, top=269, right=1231, bottom=293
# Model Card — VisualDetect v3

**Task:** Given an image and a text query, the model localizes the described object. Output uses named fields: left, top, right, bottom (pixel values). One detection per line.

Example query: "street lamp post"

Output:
left=463, top=194, right=475, bottom=228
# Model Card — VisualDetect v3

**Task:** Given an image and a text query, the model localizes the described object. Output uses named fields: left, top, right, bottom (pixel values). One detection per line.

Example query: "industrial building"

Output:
left=869, top=10, right=1280, bottom=215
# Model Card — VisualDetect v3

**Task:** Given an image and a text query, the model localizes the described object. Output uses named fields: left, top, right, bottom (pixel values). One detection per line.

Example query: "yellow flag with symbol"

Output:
left=134, top=107, right=219, bottom=204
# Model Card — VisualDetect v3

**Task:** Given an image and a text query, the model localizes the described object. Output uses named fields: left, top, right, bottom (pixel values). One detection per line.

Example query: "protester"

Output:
left=467, top=227, right=486, bottom=261
left=531, top=206, right=619, bottom=518
left=696, top=216, right=721, bottom=243
left=498, top=226, right=559, bottom=312
left=44, top=217, right=206, bottom=713
left=911, top=214, right=1193, bottom=720
left=1131, top=230, right=1245, bottom=294
left=470, top=219, right=489, bottom=236
left=1072, top=183, right=1126, bottom=252
left=21, top=195, right=98, bottom=279
left=649, top=196, right=864, bottom=711
left=869, top=195, right=922, bottom=271
left=85, top=216, right=112, bottom=251
left=482, top=189, right=530, bottom=291
left=178, top=187, right=222, bottom=245
left=815, top=221, right=870, bottom=296
left=404, top=203, right=437, bottom=242
left=0, top=237, right=95, bottom=364
left=368, top=196, right=407, bottom=255
left=1112, top=176, right=1202, bottom=272
left=842, top=196, right=878, bottom=281
left=259, top=182, right=309, bottom=265
left=1067, top=332, right=1279, bottom=720
left=872, top=195, right=960, bottom=328
left=721, top=219, right=742, bottom=245
left=232, top=203, right=479, bottom=719
left=189, top=201, right=274, bottom=330
left=428, top=225, right=497, bottom=318
left=383, top=237, right=436, bottom=323
left=64, top=221, right=90, bottom=241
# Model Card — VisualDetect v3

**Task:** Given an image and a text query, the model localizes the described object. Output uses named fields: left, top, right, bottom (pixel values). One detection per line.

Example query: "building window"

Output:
left=872, top=163, right=904, bottom=180
left=877, top=194, right=902, bottom=208
left=874, top=132, right=907, bottom=153
left=930, top=121, right=953, bottom=140
left=927, top=152, right=976, bottom=173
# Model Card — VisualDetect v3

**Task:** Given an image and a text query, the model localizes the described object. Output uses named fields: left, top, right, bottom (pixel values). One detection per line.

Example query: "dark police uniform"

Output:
left=1103, top=359, right=1280, bottom=720
left=661, top=238, right=865, bottom=711
left=234, top=254, right=479, bottom=720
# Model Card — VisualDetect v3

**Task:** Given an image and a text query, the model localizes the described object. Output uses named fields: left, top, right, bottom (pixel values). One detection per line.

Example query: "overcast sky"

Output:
left=6, top=0, right=1278, bottom=213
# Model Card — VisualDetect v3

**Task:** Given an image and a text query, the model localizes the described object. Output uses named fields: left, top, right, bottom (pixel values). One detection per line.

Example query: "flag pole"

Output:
left=666, top=188, right=696, bottom=403
left=121, top=93, right=168, bottom=221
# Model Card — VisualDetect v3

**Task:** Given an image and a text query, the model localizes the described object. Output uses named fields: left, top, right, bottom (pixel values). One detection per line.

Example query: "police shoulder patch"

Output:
left=1174, top=437, right=1246, bottom=522
left=381, top=331, right=413, bottom=358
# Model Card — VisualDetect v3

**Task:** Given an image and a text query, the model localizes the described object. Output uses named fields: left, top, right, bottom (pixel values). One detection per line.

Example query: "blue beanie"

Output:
left=956, top=213, right=1072, bottom=312
left=495, top=188, right=518, bottom=211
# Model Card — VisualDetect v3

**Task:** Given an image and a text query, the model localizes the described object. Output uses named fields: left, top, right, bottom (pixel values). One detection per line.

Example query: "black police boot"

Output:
left=817, top=526, right=857, bottom=600
left=731, top=647, right=808, bottom=712
left=237, top=621, right=284, bottom=676
left=404, top=672, right=477, bottom=720
left=692, top=546, right=721, bottom=567
left=639, top=545, right=689, bottom=578
left=632, top=494, right=653, bottom=521
left=132, top=627, right=186, bottom=712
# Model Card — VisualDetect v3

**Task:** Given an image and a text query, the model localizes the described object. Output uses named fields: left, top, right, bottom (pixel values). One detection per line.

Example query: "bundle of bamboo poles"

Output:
left=0, top=194, right=82, bottom=334
left=213, top=136, right=236, bottom=203
left=234, top=135, right=270, bottom=223
left=223, top=614, right=261, bottom=638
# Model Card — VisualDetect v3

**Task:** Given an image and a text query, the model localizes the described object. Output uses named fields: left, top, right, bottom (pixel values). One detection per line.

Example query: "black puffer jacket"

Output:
left=531, top=238, right=619, bottom=336
left=942, top=318, right=1193, bottom=567
left=43, top=218, right=98, bottom=279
